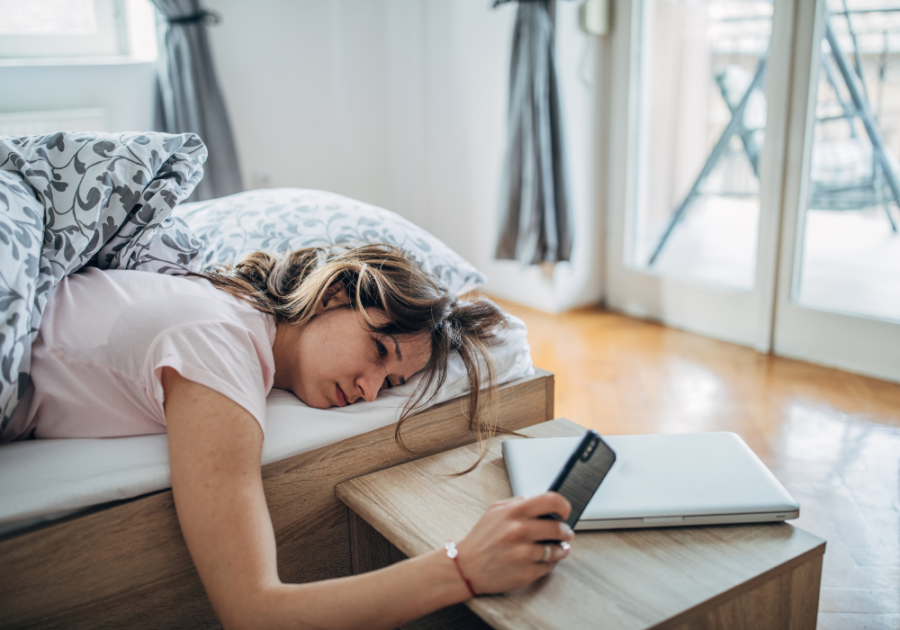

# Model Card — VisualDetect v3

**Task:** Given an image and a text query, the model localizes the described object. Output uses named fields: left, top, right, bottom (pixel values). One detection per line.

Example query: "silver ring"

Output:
left=540, top=544, right=552, bottom=563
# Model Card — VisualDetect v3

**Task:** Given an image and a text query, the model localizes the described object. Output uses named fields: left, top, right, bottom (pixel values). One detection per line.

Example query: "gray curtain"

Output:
left=152, top=0, right=243, bottom=201
left=495, top=0, right=573, bottom=264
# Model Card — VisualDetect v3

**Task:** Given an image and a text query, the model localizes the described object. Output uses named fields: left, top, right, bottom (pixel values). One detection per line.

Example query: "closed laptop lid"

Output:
left=503, top=433, right=799, bottom=521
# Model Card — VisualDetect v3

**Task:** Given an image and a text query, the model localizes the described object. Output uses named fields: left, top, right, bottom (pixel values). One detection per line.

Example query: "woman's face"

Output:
left=272, top=286, right=432, bottom=409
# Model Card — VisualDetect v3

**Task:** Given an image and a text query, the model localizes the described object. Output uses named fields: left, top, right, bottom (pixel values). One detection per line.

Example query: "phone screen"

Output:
left=547, top=431, right=616, bottom=528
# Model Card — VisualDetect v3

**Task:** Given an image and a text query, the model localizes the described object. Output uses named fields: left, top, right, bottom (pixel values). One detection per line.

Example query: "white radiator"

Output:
left=0, top=108, right=109, bottom=136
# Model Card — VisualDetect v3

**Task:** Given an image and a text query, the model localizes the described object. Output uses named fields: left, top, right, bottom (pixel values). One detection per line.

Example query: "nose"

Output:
left=356, top=368, right=382, bottom=403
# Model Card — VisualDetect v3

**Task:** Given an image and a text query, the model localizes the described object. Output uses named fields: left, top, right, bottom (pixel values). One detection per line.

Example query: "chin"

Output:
left=306, top=397, right=333, bottom=410
left=298, top=398, right=329, bottom=410
left=291, top=389, right=330, bottom=410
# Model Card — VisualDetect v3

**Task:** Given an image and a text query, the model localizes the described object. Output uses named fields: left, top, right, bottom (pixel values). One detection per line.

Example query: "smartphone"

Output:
left=542, top=430, right=617, bottom=529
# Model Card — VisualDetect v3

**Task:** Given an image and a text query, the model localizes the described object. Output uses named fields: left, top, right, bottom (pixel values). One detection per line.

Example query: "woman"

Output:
left=5, top=244, right=574, bottom=629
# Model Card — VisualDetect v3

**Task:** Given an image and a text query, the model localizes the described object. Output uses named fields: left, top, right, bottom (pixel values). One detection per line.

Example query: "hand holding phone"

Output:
left=542, top=430, right=616, bottom=529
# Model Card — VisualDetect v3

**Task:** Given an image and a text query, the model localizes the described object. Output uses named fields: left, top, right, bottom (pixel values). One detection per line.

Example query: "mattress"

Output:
left=0, top=315, right=533, bottom=536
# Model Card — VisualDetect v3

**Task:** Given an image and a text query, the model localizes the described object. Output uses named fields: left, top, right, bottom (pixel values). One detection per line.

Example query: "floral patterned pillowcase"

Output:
left=173, top=188, right=487, bottom=295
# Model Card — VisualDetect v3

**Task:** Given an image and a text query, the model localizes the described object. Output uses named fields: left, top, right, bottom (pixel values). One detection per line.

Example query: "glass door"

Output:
left=606, top=0, right=797, bottom=349
left=774, top=0, right=900, bottom=382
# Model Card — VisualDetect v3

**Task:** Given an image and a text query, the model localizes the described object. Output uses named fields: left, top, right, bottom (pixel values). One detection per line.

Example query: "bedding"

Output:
left=1, top=133, right=490, bottom=432
left=0, top=132, right=534, bottom=535
left=173, top=188, right=487, bottom=295
left=0, top=136, right=528, bottom=537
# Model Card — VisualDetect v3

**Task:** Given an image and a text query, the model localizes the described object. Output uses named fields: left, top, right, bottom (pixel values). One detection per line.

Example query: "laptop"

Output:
left=503, top=432, right=799, bottom=530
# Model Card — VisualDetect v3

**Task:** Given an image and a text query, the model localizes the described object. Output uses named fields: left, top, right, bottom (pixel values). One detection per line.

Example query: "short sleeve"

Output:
left=147, top=321, right=272, bottom=435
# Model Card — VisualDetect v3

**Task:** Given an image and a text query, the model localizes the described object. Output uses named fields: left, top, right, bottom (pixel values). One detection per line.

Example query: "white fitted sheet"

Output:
left=0, top=315, right=533, bottom=535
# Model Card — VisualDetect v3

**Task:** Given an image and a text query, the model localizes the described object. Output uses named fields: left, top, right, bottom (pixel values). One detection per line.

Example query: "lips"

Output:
left=335, top=385, right=348, bottom=407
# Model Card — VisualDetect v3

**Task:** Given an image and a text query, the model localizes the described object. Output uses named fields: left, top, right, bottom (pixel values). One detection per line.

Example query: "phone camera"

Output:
left=581, top=443, right=597, bottom=461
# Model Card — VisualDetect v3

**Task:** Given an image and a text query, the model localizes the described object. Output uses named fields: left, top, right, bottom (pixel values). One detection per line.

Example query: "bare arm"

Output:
left=162, top=368, right=573, bottom=630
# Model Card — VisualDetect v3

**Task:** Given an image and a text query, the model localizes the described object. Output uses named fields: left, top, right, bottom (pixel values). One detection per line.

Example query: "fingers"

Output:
left=512, top=492, right=573, bottom=522
left=489, top=496, right=527, bottom=510
left=531, top=542, right=571, bottom=564
left=457, top=496, right=576, bottom=596
left=518, top=518, right=574, bottom=544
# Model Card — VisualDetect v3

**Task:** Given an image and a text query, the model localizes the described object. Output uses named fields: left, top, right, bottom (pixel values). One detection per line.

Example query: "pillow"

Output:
left=173, top=188, right=487, bottom=295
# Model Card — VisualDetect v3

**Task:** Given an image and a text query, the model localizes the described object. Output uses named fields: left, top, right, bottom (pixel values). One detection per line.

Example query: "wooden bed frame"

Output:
left=0, top=369, right=553, bottom=629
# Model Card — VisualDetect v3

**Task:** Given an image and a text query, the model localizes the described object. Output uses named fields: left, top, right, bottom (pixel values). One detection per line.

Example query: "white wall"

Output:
left=205, top=0, right=610, bottom=313
left=202, top=0, right=395, bottom=211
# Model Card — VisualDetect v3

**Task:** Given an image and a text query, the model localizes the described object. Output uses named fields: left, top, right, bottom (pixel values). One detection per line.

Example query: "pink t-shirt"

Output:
left=3, top=268, right=277, bottom=441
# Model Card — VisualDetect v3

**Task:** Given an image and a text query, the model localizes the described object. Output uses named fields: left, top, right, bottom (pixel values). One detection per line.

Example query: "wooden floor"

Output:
left=490, top=299, right=900, bottom=630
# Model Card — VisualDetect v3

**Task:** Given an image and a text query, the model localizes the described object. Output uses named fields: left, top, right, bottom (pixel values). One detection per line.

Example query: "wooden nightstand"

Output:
left=337, top=418, right=826, bottom=630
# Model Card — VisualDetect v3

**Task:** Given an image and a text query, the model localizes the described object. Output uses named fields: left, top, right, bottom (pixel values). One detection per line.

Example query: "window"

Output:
left=606, top=0, right=900, bottom=382
left=0, top=0, right=157, bottom=61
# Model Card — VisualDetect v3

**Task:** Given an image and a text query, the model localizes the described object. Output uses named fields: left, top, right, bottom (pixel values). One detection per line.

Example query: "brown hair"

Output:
left=200, top=243, right=508, bottom=471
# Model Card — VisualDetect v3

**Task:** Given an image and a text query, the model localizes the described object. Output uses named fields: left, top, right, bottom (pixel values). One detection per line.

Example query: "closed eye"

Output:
left=375, top=337, right=407, bottom=391
left=375, top=339, right=393, bottom=391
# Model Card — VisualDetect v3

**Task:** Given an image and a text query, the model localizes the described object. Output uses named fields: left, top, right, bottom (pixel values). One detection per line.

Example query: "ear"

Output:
left=315, top=281, right=350, bottom=315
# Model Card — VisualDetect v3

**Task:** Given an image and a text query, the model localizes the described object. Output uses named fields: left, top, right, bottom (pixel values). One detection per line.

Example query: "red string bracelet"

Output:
left=445, top=540, right=477, bottom=598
